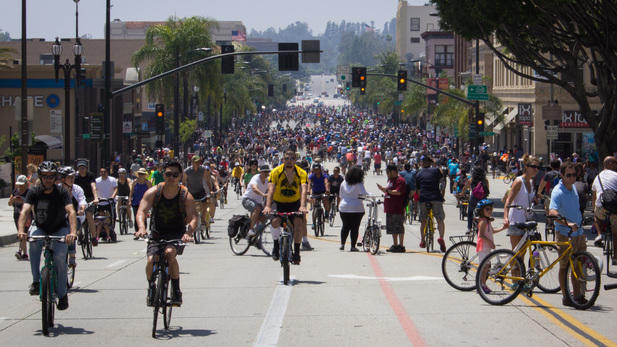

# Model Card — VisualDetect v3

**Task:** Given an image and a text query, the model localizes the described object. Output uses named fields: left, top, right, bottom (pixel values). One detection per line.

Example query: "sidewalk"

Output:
left=0, top=198, right=17, bottom=246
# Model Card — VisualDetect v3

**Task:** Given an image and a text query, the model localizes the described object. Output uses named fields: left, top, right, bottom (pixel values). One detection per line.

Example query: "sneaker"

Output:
left=15, top=251, right=22, bottom=260
left=387, top=245, right=398, bottom=252
left=92, top=238, right=98, bottom=246
left=171, top=290, right=183, bottom=306
left=419, top=241, right=426, bottom=249
left=398, top=245, right=406, bottom=253
left=339, top=245, right=344, bottom=251
left=272, top=244, right=280, bottom=261
left=562, top=296, right=574, bottom=307
left=350, top=247, right=359, bottom=252
left=21, top=253, right=28, bottom=261
left=292, top=253, right=301, bottom=265
left=210, top=218, right=215, bottom=223
left=247, top=229, right=256, bottom=237
left=301, top=241, right=313, bottom=251
left=481, top=285, right=492, bottom=294
left=594, top=235, right=603, bottom=247
left=438, top=238, right=446, bottom=252
left=29, top=282, right=40, bottom=296
left=68, top=256, right=76, bottom=267
left=57, top=295, right=69, bottom=310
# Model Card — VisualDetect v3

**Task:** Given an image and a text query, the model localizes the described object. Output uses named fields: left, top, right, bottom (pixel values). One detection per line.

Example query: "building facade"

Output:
left=395, top=1, right=440, bottom=62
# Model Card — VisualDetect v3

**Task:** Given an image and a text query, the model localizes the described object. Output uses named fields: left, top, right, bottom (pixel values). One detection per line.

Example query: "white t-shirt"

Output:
left=243, top=174, right=268, bottom=204
left=95, top=176, right=118, bottom=199
left=339, top=181, right=368, bottom=213
left=592, top=169, right=617, bottom=207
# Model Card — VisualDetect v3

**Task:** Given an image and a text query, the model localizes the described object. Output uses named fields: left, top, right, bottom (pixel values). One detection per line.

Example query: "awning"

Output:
left=35, top=135, right=62, bottom=149
left=493, top=108, right=518, bottom=132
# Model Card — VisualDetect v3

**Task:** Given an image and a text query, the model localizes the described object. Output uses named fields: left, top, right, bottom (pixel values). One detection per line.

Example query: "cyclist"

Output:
left=114, top=168, right=133, bottom=229
left=410, top=155, right=447, bottom=252
left=548, top=162, right=586, bottom=307
left=373, top=150, right=382, bottom=175
left=591, top=156, right=617, bottom=259
left=308, top=162, right=331, bottom=223
left=95, top=167, right=117, bottom=243
left=130, top=168, right=152, bottom=236
left=135, top=160, right=197, bottom=307
left=327, top=166, right=344, bottom=210
left=242, top=165, right=271, bottom=238
left=183, top=156, right=210, bottom=229
left=217, top=164, right=230, bottom=203
left=231, top=162, right=244, bottom=193
left=242, top=159, right=259, bottom=190
left=448, top=158, right=459, bottom=193
left=58, top=167, right=86, bottom=269
left=17, top=161, right=78, bottom=310
left=74, top=160, right=99, bottom=241
left=263, top=150, right=309, bottom=264
left=9, top=175, right=30, bottom=260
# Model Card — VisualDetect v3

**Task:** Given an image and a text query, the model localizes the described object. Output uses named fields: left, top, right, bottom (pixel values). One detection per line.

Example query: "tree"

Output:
left=432, top=0, right=617, bottom=158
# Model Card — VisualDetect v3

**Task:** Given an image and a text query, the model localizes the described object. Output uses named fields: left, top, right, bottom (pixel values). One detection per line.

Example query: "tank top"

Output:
left=476, top=220, right=494, bottom=252
left=184, top=166, right=206, bottom=197
left=132, top=182, right=148, bottom=206
left=117, top=179, right=130, bottom=196
left=152, top=190, right=184, bottom=237
left=508, top=176, right=534, bottom=224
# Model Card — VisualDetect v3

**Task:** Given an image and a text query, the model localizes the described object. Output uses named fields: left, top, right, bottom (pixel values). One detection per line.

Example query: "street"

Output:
left=0, top=162, right=616, bottom=346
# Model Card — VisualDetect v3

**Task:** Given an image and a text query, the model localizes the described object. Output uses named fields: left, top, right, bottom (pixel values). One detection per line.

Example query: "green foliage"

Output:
left=179, top=119, right=197, bottom=144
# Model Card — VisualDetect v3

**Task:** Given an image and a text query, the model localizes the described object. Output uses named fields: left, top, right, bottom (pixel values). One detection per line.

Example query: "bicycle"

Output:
left=476, top=213, right=600, bottom=310
left=194, top=195, right=212, bottom=244
left=117, top=196, right=130, bottom=235
left=79, top=206, right=93, bottom=259
left=503, top=171, right=517, bottom=185
left=229, top=214, right=273, bottom=256
left=421, top=202, right=436, bottom=253
left=267, top=212, right=303, bottom=285
left=458, top=195, right=469, bottom=221
left=441, top=233, right=478, bottom=291
left=542, top=194, right=556, bottom=241
left=95, top=198, right=117, bottom=243
left=599, top=214, right=617, bottom=279
left=311, top=194, right=327, bottom=237
left=29, top=235, right=66, bottom=336
left=148, top=238, right=185, bottom=338
left=234, top=178, right=242, bottom=199
left=358, top=194, right=384, bottom=255
left=328, top=194, right=338, bottom=228
left=405, top=201, right=413, bottom=225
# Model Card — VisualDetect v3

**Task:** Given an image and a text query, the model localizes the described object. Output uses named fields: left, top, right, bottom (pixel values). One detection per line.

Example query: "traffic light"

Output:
left=278, top=42, right=299, bottom=71
left=360, top=87, right=366, bottom=95
left=476, top=112, right=485, bottom=134
left=345, top=82, right=351, bottom=91
left=221, top=45, right=234, bottom=74
left=268, top=84, right=274, bottom=97
left=397, top=70, right=407, bottom=91
left=351, top=67, right=366, bottom=88
left=155, top=104, right=164, bottom=135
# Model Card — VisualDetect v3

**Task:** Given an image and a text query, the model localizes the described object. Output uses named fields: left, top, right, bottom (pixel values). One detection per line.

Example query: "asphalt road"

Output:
left=0, top=160, right=616, bottom=346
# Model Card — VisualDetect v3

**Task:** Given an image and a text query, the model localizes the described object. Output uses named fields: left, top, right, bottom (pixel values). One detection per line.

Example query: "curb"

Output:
left=0, top=233, right=17, bottom=247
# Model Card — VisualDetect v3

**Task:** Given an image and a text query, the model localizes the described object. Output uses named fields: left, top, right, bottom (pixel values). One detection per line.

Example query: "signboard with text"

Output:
left=560, top=110, right=590, bottom=128
left=89, top=112, right=104, bottom=141
left=517, top=103, right=533, bottom=126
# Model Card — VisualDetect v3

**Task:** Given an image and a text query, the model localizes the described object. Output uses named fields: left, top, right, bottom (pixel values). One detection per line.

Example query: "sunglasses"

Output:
left=40, top=175, right=56, bottom=180
left=564, top=173, right=576, bottom=178
left=164, top=171, right=180, bottom=178
left=527, top=165, right=540, bottom=169
left=283, top=157, right=294, bottom=161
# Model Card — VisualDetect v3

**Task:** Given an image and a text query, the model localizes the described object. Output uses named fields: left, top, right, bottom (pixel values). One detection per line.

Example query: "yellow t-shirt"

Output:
left=232, top=166, right=244, bottom=179
left=269, top=164, right=307, bottom=203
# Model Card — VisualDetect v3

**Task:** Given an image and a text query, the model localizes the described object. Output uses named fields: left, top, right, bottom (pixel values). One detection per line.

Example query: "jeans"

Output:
left=29, top=226, right=69, bottom=298
left=467, top=196, right=479, bottom=231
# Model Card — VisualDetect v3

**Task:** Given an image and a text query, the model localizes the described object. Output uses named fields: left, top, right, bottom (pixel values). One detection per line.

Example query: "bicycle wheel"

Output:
left=194, top=222, right=201, bottom=244
left=565, top=251, right=600, bottom=310
left=81, top=226, right=88, bottom=259
left=67, top=255, right=75, bottom=289
left=87, top=232, right=93, bottom=259
left=203, top=210, right=211, bottom=239
left=312, top=210, right=319, bottom=237
left=152, top=270, right=162, bottom=338
left=362, top=228, right=371, bottom=252
left=504, top=175, right=513, bottom=185
left=476, top=249, right=525, bottom=305
left=318, top=211, right=324, bottom=237
left=531, top=244, right=561, bottom=293
left=442, top=241, right=478, bottom=291
left=281, top=236, right=290, bottom=285
left=163, top=276, right=172, bottom=330
left=229, top=224, right=251, bottom=255
left=41, top=267, right=52, bottom=335
left=604, top=232, right=613, bottom=276
left=259, top=226, right=273, bottom=256
left=369, top=226, right=380, bottom=255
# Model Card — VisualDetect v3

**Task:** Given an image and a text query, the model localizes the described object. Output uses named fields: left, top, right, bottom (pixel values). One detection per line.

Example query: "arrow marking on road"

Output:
left=328, top=274, right=442, bottom=281
left=254, top=277, right=294, bottom=346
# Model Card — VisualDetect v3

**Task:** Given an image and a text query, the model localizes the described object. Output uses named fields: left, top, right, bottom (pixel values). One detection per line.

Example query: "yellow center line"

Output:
left=308, top=234, right=616, bottom=346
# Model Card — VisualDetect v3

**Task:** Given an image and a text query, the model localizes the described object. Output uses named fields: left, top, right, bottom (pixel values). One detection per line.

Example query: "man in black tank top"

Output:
left=113, top=168, right=133, bottom=228
left=135, top=161, right=197, bottom=307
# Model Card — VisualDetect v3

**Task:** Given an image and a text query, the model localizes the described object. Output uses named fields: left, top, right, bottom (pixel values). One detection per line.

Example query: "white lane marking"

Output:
left=328, top=274, right=443, bottom=281
left=0, top=317, right=9, bottom=321
left=254, top=277, right=294, bottom=347
left=105, top=259, right=129, bottom=269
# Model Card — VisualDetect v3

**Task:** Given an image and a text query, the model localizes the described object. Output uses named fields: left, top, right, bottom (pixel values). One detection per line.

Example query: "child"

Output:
left=476, top=199, right=508, bottom=293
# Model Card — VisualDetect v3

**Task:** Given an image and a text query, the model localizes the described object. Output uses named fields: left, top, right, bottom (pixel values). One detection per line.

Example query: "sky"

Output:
left=1, top=0, right=429, bottom=40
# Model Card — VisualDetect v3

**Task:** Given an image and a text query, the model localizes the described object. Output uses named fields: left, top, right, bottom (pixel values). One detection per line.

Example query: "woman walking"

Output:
left=504, top=155, right=541, bottom=249
left=338, top=166, right=368, bottom=251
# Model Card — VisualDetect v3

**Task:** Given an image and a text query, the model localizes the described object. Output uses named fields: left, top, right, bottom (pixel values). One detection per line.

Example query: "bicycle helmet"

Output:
left=312, top=163, right=321, bottom=170
left=38, top=161, right=57, bottom=175
left=475, top=199, right=493, bottom=211
left=58, top=166, right=75, bottom=177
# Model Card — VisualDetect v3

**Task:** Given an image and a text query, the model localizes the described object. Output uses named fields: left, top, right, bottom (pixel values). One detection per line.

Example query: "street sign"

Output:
left=89, top=112, right=104, bottom=141
left=479, top=131, right=496, bottom=136
left=122, top=121, right=132, bottom=134
left=467, top=85, right=488, bottom=101
left=546, top=125, right=558, bottom=140
left=473, top=74, right=483, bottom=85
left=49, top=110, right=63, bottom=134
left=82, top=133, right=90, bottom=139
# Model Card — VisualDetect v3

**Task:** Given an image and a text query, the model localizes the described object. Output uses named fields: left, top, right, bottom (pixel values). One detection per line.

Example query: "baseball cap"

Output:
left=192, top=155, right=201, bottom=162
left=118, top=168, right=127, bottom=174
left=137, top=168, right=148, bottom=175
left=16, top=175, right=27, bottom=185
left=259, top=165, right=271, bottom=172
left=76, top=159, right=88, bottom=168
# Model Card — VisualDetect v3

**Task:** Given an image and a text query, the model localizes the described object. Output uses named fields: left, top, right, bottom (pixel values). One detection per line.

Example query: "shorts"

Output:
left=242, top=198, right=263, bottom=213
left=478, top=249, right=491, bottom=264
left=374, top=163, right=381, bottom=169
left=556, top=233, right=586, bottom=270
left=419, top=201, right=445, bottom=221
left=506, top=225, right=526, bottom=237
left=147, top=240, right=185, bottom=257
left=386, top=213, right=405, bottom=234
left=594, top=206, right=617, bottom=227
left=272, top=200, right=303, bottom=223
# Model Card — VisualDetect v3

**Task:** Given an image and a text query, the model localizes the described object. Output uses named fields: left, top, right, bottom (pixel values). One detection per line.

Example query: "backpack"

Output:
left=598, top=174, right=617, bottom=214
left=472, top=181, right=486, bottom=200
left=228, top=215, right=250, bottom=237
left=150, top=183, right=188, bottom=231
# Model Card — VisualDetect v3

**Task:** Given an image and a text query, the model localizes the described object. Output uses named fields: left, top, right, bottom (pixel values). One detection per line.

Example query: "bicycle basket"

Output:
left=449, top=234, right=475, bottom=245
left=228, top=215, right=249, bottom=237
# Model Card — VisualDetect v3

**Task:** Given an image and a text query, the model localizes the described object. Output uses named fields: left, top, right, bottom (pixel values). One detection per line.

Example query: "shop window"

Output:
left=435, top=45, right=454, bottom=68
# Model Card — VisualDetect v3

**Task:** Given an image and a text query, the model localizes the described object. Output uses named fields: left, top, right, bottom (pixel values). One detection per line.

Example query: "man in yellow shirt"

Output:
left=231, top=162, right=244, bottom=194
left=263, top=150, right=308, bottom=264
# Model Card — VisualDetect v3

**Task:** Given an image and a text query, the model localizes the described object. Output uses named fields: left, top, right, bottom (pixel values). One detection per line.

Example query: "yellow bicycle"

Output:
left=421, top=202, right=436, bottom=252
left=476, top=215, right=601, bottom=310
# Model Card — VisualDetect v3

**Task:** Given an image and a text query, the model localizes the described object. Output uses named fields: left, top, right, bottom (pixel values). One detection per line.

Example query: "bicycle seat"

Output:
left=514, top=221, right=538, bottom=230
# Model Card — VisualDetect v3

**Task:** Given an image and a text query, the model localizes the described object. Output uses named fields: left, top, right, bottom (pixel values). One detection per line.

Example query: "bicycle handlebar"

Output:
left=146, top=238, right=185, bottom=246
left=28, top=235, right=66, bottom=242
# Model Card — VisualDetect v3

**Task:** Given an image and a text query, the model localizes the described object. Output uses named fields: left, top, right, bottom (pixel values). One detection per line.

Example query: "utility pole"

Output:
left=474, top=38, right=480, bottom=154
left=20, top=0, right=28, bottom=174
left=103, top=0, right=111, bottom=169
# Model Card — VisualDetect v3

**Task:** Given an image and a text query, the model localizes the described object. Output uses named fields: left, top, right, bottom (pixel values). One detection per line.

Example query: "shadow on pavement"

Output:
left=292, top=280, right=326, bottom=286
left=35, top=324, right=95, bottom=336
left=158, top=326, right=216, bottom=339
left=69, top=287, right=98, bottom=293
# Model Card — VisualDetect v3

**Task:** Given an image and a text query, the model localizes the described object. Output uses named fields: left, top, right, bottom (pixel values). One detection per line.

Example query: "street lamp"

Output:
left=52, top=37, right=83, bottom=164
